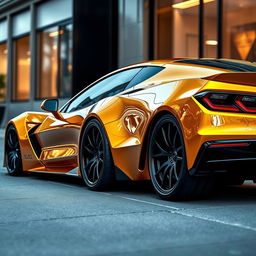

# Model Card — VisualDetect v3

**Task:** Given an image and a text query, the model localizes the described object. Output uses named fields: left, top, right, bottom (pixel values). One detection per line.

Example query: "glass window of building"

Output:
left=204, top=0, right=217, bottom=58
left=12, top=10, right=31, bottom=101
left=59, top=24, right=72, bottom=98
left=13, top=36, right=30, bottom=101
left=0, top=43, right=7, bottom=102
left=155, top=0, right=199, bottom=59
left=37, top=0, right=72, bottom=29
left=223, top=0, right=256, bottom=61
left=0, top=20, right=7, bottom=102
left=37, top=24, right=72, bottom=99
left=0, top=20, right=7, bottom=42
left=38, top=26, right=58, bottom=98
left=155, top=0, right=172, bottom=59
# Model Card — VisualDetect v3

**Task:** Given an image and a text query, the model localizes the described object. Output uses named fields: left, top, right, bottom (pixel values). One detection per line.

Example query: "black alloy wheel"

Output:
left=5, top=125, right=23, bottom=176
left=148, top=114, right=214, bottom=200
left=79, top=119, right=115, bottom=190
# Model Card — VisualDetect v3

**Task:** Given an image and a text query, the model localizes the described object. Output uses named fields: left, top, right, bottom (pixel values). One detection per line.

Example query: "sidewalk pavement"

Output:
left=0, top=129, right=4, bottom=169
left=0, top=129, right=4, bottom=139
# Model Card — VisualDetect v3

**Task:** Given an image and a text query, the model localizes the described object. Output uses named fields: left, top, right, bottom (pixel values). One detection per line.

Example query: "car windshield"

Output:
left=174, top=59, right=256, bottom=72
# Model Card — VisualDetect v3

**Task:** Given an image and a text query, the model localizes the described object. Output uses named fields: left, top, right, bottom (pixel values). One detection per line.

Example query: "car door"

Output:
left=36, top=67, right=143, bottom=170
left=35, top=112, right=82, bottom=170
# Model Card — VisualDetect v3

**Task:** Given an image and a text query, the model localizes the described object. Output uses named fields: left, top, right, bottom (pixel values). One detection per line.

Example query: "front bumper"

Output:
left=190, top=140, right=256, bottom=177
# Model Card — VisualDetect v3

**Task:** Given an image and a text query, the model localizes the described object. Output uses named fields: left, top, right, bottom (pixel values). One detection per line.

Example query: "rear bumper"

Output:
left=190, top=140, right=256, bottom=177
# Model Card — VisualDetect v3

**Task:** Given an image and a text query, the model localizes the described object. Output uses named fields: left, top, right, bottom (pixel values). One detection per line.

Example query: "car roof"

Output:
left=127, top=58, right=256, bottom=72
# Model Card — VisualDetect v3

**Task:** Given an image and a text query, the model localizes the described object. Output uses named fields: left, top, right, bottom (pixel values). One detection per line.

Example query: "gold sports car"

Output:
left=5, top=59, right=256, bottom=200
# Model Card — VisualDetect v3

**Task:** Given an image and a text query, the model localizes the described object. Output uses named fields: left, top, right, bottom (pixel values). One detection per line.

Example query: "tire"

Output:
left=5, top=125, right=23, bottom=176
left=79, top=118, right=115, bottom=191
left=148, top=114, right=214, bottom=201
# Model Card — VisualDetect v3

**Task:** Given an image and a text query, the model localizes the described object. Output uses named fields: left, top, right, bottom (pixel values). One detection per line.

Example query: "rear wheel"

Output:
left=5, top=125, right=23, bottom=176
left=79, top=119, right=115, bottom=191
left=148, top=114, right=214, bottom=201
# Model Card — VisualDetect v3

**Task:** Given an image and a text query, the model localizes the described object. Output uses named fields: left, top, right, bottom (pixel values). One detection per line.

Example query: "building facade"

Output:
left=0, top=0, right=255, bottom=126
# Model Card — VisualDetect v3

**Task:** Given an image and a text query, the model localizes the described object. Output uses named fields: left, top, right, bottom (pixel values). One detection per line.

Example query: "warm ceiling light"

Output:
left=172, top=0, right=215, bottom=9
left=49, top=30, right=64, bottom=37
left=49, top=31, right=59, bottom=37
left=205, top=40, right=218, bottom=46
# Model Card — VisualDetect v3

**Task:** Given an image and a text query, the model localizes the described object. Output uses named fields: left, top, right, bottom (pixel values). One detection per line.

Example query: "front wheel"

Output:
left=148, top=114, right=214, bottom=201
left=5, top=125, right=23, bottom=176
left=79, top=119, right=115, bottom=191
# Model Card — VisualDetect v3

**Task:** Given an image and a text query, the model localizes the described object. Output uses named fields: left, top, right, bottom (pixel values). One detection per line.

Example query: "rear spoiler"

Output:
left=204, top=72, right=256, bottom=86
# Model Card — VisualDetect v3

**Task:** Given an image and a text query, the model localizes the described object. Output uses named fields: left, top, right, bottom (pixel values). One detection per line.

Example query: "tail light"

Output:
left=235, top=96, right=256, bottom=113
left=208, top=142, right=250, bottom=148
left=195, top=92, right=256, bottom=113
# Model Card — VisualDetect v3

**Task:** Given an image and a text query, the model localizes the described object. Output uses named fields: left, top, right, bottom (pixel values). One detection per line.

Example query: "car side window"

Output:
left=65, top=68, right=142, bottom=113
left=125, top=66, right=164, bottom=89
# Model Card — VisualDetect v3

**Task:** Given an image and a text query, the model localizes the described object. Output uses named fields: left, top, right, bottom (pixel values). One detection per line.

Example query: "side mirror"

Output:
left=41, top=99, right=64, bottom=121
left=41, top=99, right=59, bottom=112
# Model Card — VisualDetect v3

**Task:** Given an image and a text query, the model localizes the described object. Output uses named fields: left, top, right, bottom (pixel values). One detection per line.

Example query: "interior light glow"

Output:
left=205, top=40, right=218, bottom=46
left=49, top=30, right=64, bottom=37
left=172, top=0, right=215, bottom=9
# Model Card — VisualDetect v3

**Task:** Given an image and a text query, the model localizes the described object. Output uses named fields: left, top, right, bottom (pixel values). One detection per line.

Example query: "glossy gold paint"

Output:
left=6, top=59, right=256, bottom=181
left=40, top=145, right=77, bottom=161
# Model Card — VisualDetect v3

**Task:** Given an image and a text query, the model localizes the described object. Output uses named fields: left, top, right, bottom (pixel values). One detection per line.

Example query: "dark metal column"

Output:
left=199, top=0, right=204, bottom=58
left=217, top=0, right=223, bottom=58
left=30, top=3, right=36, bottom=105
left=72, top=0, right=118, bottom=96
left=148, top=0, right=154, bottom=60
left=4, top=14, right=12, bottom=124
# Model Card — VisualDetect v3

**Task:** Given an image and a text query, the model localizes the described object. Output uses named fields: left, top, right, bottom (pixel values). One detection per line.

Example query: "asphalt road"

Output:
left=1, top=130, right=256, bottom=256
